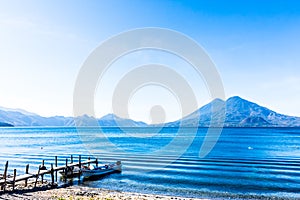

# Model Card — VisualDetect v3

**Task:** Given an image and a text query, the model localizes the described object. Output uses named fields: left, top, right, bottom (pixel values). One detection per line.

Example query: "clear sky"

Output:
left=0, top=0, right=300, bottom=123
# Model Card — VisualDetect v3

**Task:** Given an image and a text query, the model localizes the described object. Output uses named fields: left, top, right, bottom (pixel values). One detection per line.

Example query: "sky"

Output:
left=0, top=0, right=300, bottom=123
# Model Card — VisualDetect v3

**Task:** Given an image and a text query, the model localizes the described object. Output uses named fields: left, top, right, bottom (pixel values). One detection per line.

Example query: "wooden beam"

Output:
left=34, top=166, right=41, bottom=188
left=41, top=160, right=45, bottom=184
left=51, top=164, right=54, bottom=186
left=64, top=158, right=68, bottom=180
left=78, top=155, right=81, bottom=182
left=55, top=156, right=57, bottom=182
left=12, top=169, right=16, bottom=191
left=25, top=164, right=29, bottom=187
left=1, top=161, right=8, bottom=191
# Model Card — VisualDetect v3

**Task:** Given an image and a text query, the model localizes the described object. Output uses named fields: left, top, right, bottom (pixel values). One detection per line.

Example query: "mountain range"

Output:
left=0, top=96, right=299, bottom=127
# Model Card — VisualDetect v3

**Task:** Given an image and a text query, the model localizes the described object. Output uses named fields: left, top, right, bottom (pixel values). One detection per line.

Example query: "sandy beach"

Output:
left=1, top=181, right=297, bottom=200
left=0, top=182, right=205, bottom=200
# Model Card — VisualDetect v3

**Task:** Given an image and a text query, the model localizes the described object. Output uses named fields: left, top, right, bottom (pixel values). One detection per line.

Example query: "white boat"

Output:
left=81, top=161, right=122, bottom=178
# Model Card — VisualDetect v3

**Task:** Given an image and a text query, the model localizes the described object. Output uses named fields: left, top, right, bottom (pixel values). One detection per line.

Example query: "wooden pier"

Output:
left=0, top=155, right=98, bottom=192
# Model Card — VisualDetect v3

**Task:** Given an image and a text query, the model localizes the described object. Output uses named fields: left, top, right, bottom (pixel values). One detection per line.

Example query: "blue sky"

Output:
left=0, top=0, right=300, bottom=123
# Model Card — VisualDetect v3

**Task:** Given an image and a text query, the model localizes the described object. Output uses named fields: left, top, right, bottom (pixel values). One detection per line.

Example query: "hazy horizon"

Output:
left=1, top=95, right=300, bottom=124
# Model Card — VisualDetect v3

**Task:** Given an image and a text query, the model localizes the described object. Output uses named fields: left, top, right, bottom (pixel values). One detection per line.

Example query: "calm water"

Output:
left=1, top=127, right=300, bottom=199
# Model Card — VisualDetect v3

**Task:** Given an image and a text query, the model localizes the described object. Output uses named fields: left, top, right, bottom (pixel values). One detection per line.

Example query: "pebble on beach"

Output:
left=0, top=182, right=205, bottom=200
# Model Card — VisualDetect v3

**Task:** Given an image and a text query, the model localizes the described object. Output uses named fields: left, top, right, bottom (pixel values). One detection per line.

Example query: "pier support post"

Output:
left=51, top=164, right=54, bottom=186
left=79, top=155, right=81, bottom=168
left=35, top=166, right=41, bottom=188
left=41, top=160, right=45, bottom=184
left=1, top=161, right=8, bottom=191
left=25, top=164, right=29, bottom=187
left=71, top=155, right=73, bottom=163
left=88, top=157, right=90, bottom=167
left=96, top=158, right=98, bottom=167
left=12, top=169, right=16, bottom=191
left=55, top=156, right=58, bottom=182
left=64, top=158, right=68, bottom=180
left=78, top=155, right=81, bottom=182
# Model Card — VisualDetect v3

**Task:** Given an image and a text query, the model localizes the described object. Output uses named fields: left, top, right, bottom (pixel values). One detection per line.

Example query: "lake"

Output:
left=1, top=127, right=300, bottom=199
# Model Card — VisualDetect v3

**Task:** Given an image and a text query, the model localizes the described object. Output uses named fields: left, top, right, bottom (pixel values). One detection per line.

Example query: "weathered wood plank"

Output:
left=12, top=169, right=16, bottom=191
left=25, top=164, right=29, bottom=187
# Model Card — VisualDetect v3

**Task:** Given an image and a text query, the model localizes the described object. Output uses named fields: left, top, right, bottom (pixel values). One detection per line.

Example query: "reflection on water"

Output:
left=1, top=127, right=300, bottom=198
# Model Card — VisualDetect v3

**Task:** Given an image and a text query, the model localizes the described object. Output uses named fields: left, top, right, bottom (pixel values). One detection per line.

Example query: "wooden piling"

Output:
left=51, top=164, right=54, bottom=186
left=78, top=155, right=81, bottom=168
left=71, top=155, right=73, bottom=163
left=1, top=161, right=8, bottom=191
left=78, top=155, right=81, bottom=181
left=96, top=158, right=98, bottom=167
left=41, top=160, right=45, bottom=184
left=88, top=157, right=90, bottom=167
left=55, top=156, right=57, bottom=182
left=25, top=164, right=29, bottom=187
left=64, top=158, right=68, bottom=179
left=12, top=169, right=16, bottom=191
left=34, top=166, right=41, bottom=188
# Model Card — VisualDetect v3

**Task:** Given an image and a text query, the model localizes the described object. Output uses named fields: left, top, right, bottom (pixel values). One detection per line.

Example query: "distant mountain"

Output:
left=0, top=96, right=299, bottom=127
left=0, top=106, right=38, bottom=116
left=0, top=121, right=13, bottom=127
left=72, top=114, right=147, bottom=127
left=0, top=109, right=74, bottom=126
left=165, top=96, right=300, bottom=127
left=98, top=114, right=147, bottom=127
left=0, top=107, right=147, bottom=127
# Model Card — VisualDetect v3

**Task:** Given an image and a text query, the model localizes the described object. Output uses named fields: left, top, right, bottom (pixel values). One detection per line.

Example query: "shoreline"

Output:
left=0, top=183, right=206, bottom=200
left=0, top=182, right=298, bottom=200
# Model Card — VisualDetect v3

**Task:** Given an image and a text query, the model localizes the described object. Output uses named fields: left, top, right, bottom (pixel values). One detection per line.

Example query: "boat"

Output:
left=81, top=161, right=122, bottom=178
left=59, top=166, right=81, bottom=178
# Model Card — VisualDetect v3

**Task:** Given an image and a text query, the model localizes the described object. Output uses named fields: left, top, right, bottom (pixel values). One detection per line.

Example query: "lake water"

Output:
left=1, top=127, right=300, bottom=199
